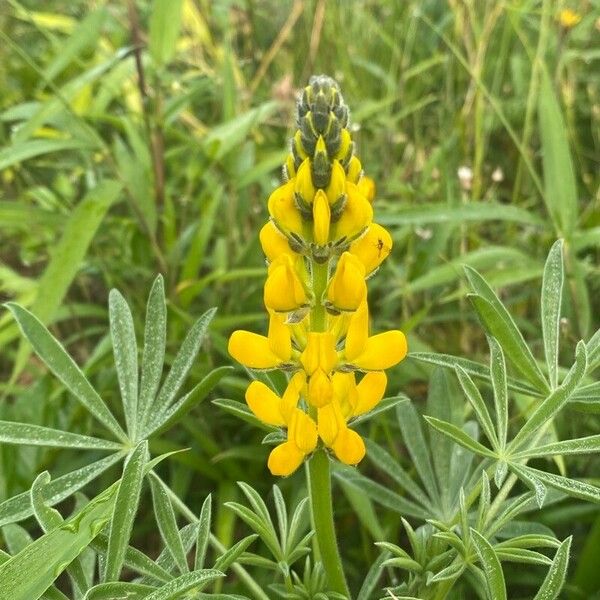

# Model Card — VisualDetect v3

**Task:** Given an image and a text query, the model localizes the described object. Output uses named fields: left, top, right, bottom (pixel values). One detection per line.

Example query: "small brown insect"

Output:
left=376, top=238, right=385, bottom=258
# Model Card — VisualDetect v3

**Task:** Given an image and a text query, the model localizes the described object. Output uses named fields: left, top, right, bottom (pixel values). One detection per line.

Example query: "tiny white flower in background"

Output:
left=415, top=227, right=433, bottom=240
left=492, top=167, right=504, bottom=183
left=457, top=165, right=473, bottom=190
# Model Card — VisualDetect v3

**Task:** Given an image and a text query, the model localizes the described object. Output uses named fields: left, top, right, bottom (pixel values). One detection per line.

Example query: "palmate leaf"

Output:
left=424, top=416, right=495, bottom=459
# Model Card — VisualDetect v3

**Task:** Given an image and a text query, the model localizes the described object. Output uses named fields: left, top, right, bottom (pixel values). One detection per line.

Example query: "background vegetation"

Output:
left=0, top=0, right=598, bottom=598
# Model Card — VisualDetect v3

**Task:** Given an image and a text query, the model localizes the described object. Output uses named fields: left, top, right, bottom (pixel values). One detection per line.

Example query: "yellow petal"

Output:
left=332, top=371, right=358, bottom=418
left=300, top=332, right=338, bottom=375
left=332, top=428, right=366, bottom=465
left=349, top=223, right=392, bottom=273
left=346, top=156, right=362, bottom=183
left=293, top=130, right=308, bottom=160
left=245, top=381, right=286, bottom=426
left=307, top=369, right=333, bottom=408
left=335, top=129, right=353, bottom=162
left=357, top=176, right=375, bottom=203
left=327, top=252, right=366, bottom=312
left=228, top=330, right=281, bottom=369
left=325, top=161, right=346, bottom=205
left=344, top=301, right=369, bottom=361
left=317, top=402, right=341, bottom=446
left=268, top=441, right=305, bottom=476
left=289, top=408, right=318, bottom=454
left=268, top=312, right=293, bottom=362
left=285, top=154, right=296, bottom=178
left=260, top=221, right=292, bottom=262
left=313, top=190, right=330, bottom=245
left=281, top=371, right=306, bottom=421
left=333, top=182, right=373, bottom=242
left=268, top=180, right=304, bottom=238
left=349, top=330, right=407, bottom=371
left=294, top=158, right=315, bottom=205
left=354, top=371, right=387, bottom=416
left=264, top=255, right=307, bottom=312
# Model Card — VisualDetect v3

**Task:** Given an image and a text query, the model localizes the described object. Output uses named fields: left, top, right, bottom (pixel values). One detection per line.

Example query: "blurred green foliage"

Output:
left=0, top=0, right=599, bottom=597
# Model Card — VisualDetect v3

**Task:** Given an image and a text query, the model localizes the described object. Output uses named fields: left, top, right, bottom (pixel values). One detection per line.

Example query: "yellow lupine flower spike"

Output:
left=228, top=75, right=407, bottom=475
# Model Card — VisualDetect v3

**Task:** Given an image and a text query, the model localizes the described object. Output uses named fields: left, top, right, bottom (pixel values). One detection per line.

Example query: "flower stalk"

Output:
left=228, top=75, right=408, bottom=594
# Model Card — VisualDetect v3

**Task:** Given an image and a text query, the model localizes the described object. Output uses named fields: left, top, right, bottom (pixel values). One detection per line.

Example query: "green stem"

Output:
left=307, top=449, right=351, bottom=598
left=305, top=257, right=350, bottom=597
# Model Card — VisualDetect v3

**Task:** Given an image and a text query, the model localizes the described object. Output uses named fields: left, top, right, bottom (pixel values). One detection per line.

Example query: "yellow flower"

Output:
left=268, top=180, right=305, bottom=239
left=344, top=301, right=407, bottom=370
left=294, top=158, right=316, bottom=206
left=317, top=401, right=365, bottom=465
left=264, top=254, right=308, bottom=313
left=268, top=408, right=318, bottom=476
left=331, top=371, right=387, bottom=418
left=313, top=190, right=331, bottom=245
left=325, top=161, right=346, bottom=205
left=349, top=223, right=393, bottom=273
left=300, top=332, right=338, bottom=375
left=327, top=252, right=367, bottom=311
left=333, top=182, right=373, bottom=242
left=229, top=312, right=293, bottom=369
left=259, top=221, right=292, bottom=262
left=558, top=8, right=581, bottom=28
left=357, top=176, right=375, bottom=204
left=346, top=156, right=362, bottom=184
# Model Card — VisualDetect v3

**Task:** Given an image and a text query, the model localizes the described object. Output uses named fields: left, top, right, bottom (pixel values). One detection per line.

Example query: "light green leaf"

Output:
left=508, top=464, right=547, bottom=508
left=105, top=441, right=149, bottom=582
left=83, top=582, right=155, bottom=600
left=0, top=452, right=124, bottom=527
left=149, top=474, right=188, bottom=575
left=488, top=337, right=508, bottom=449
left=138, top=275, right=166, bottom=430
left=213, top=536, right=257, bottom=573
left=378, top=202, right=543, bottom=226
left=6, top=303, right=126, bottom=442
left=147, top=366, right=232, bottom=437
left=538, top=71, right=578, bottom=239
left=149, top=0, right=184, bottom=66
left=533, top=537, right=572, bottom=600
left=145, top=308, right=216, bottom=425
left=470, top=529, right=507, bottom=600
left=410, top=352, right=541, bottom=397
left=541, top=241, right=564, bottom=389
left=455, top=367, right=498, bottom=450
left=514, top=434, right=600, bottom=459
left=357, top=550, right=391, bottom=600
left=44, top=9, right=107, bottom=82
left=0, top=139, right=96, bottom=171
left=396, top=402, right=439, bottom=501
left=465, top=265, right=549, bottom=393
left=0, top=485, right=117, bottom=600
left=0, top=421, right=121, bottom=451
left=424, top=416, right=496, bottom=458
left=516, top=465, right=600, bottom=504
left=194, top=495, right=212, bottom=571
left=109, top=289, right=139, bottom=439
left=510, top=341, right=587, bottom=451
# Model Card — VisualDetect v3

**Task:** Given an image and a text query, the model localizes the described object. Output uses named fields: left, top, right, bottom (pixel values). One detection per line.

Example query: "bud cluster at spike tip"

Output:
left=228, top=75, right=407, bottom=476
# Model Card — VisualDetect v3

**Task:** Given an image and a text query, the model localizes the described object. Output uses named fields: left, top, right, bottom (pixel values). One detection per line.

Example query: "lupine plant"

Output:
left=0, top=71, right=599, bottom=600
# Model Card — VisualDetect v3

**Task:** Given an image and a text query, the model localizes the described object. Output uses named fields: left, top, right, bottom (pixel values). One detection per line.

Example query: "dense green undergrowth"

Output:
left=0, top=1, right=599, bottom=598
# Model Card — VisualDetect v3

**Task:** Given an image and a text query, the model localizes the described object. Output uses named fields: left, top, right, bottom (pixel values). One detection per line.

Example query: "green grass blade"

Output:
left=541, top=241, right=564, bottom=389
left=104, top=441, right=149, bottom=582
left=538, top=71, right=578, bottom=239
left=149, top=0, right=184, bottom=67
left=109, top=289, right=139, bottom=439
left=6, top=303, right=127, bottom=441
